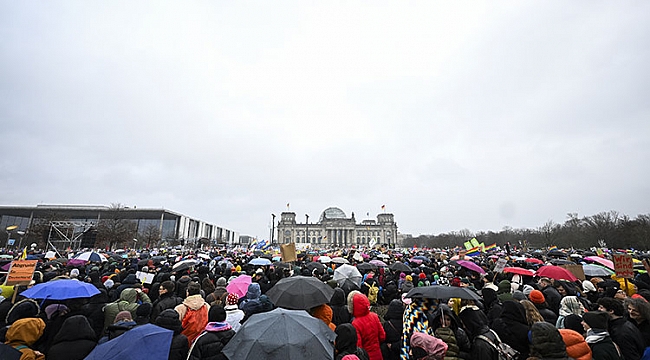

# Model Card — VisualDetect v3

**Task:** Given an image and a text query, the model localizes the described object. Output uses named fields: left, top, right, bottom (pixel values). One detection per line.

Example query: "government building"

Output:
left=276, top=207, right=399, bottom=247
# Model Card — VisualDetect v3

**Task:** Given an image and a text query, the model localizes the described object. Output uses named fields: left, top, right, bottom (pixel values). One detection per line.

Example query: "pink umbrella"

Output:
left=584, top=256, right=614, bottom=270
left=450, top=255, right=472, bottom=261
left=535, top=265, right=578, bottom=282
left=226, top=275, right=252, bottom=298
left=503, top=267, right=535, bottom=276
left=369, top=259, right=388, bottom=267
left=525, top=258, right=544, bottom=265
left=456, top=260, right=486, bottom=274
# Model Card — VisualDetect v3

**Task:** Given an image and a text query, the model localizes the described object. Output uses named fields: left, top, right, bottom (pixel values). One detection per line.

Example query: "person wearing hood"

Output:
left=351, top=292, right=385, bottom=360
left=556, top=296, right=585, bottom=329
left=311, top=303, right=337, bottom=331
left=5, top=317, right=45, bottom=360
left=457, top=306, right=498, bottom=360
left=527, top=322, right=571, bottom=360
left=335, top=323, right=370, bottom=360
left=481, top=287, right=503, bottom=325
left=497, top=280, right=514, bottom=302
left=114, top=273, right=140, bottom=299
left=331, top=288, right=351, bottom=326
left=582, top=311, right=622, bottom=360
left=0, top=299, right=41, bottom=343
left=187, top=305, right=235, bottom=360
left=410, top=332, right=448, bottom=360
left=427, top=303, right=471, bottom=360
left=174, top=282, right=209, bottom=346
left=155, top=309, right=189, bottom=360
left=46, top=315, right=97, bottom=360
left=558, top=328, right=592, bottom=360
left=239, top=283, right=261, bottom=310
left=103, top=287, right=151, bottom=331
left=382, top=299, right=404, bottom=360
left=81, top=290, right=109, bottom=340
left=489, top=301, right=530, bottom=360
left=99, top=310, right=137, bottom=343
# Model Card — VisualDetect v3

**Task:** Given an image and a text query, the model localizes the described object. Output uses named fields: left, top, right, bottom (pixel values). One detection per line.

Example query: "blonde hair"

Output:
left=520, top=299, right=545, bottom=325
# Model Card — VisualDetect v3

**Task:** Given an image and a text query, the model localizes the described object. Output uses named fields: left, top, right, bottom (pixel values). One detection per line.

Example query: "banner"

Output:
left=280, top=243, right=297, bottom=262
left=613, top=254, right=634, bottom=279
left=470, top=238, right=480, bottom=248
left=6, top=260, right=38, bottom=286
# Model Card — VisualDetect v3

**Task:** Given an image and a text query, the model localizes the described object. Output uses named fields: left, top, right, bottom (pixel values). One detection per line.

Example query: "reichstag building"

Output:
left=276, top=207, right=398, bottom=247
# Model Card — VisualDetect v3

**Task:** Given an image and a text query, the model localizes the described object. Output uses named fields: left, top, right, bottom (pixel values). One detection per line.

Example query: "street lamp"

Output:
left=305, top=214, right=309, bottom=244
left=271, top=214, right=276, bottom=245
left=5, top=225, right=18, bottom=247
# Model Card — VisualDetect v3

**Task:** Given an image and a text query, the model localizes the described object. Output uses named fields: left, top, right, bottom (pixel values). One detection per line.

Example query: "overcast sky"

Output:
left=1, top=2, right=649, bottom=240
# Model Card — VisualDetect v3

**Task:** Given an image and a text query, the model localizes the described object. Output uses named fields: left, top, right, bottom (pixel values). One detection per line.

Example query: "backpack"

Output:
left=181, top=304, right=209, bottom=345
left=367, top=284, right=379, bottom=305
left=477, top=329, right=520, bottom=360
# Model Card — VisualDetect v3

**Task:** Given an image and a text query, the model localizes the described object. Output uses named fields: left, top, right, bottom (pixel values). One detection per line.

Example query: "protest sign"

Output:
left=493, top=258, right=508, bottom=273
left=6, top=260, right=37, bottom=286
left=613, top=254, right=634, bottom=278
left=136, top=271, right=155, bottom=284
left=281, top=243, right=297, bottom=262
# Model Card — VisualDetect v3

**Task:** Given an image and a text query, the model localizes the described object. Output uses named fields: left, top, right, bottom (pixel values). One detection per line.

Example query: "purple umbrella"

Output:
left=369, top=259, right=388, bottom=267
left=456, top=260, right=486, bottom=274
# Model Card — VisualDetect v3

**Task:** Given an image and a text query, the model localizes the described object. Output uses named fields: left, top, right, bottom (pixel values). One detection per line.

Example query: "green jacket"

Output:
left=103, top=288, right=151, bottom=331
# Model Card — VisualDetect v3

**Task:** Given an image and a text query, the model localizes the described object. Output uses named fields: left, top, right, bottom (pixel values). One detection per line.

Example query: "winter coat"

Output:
left=382, top=300, right=403, bottom=360
left=609, top=317, right=645, bottom=360
left=558, top=328, right=592, bottom=360
left=224, top=304, right=244, bottom=332
left=174, top=294, right=209, bottom=346
left=331, top=288, right=352, bottom=326
left=490, top=301, right=531, bottom=360
left=351, top=293, right=386, bottom=360
left=428, top=304, right=471, bottom=359
left=47, top=315, right=97, bottom=360
left=103, top=288, right=151, bottom=330
left=457, top=306, right=498, bottom=360
left=154, top=309, right=189, bottom=360
left=585, top=329, right=622, bottom=360
left=5, top=317, right=46, bottom=360
left=535, top=304, right=558, bottom=325
left=187, top=322, right=235, bottom=360
left=335, top=323, right=371, bottom=360
left=528, top=321, right=570, bottom=360
left=542, top=286, right=562, bottom=315
left=151, top=292, right=183, bottom=322
left=81, top=290, right=109, bottom=340
left=481, top=288, right=503, bottom=326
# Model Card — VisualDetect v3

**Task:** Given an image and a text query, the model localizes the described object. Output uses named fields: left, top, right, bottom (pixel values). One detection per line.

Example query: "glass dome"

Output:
left=319, top=207, right=347, bottom=222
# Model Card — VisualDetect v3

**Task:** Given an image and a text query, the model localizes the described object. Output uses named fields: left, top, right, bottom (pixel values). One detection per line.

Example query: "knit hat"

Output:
left=155, top=309, right=182, bottom=333
left=460, top=277, right=470, bottom=284
left=104, top=279, right=114, bottom=289
left=136, top=303, right=152, bottom=317
left=563, top=314, right=584, bottom=334
left=582, top=311, right=609, bottom=330
left=70, top=268, right=79, bottom=278
left=419, top=273, right=426, bottom=280
left=114, top=310, right=133, bottom=323
left=529, top=290, right=545, bottom=304
left=216, top=277, right=227, bottom=286
left=209, top=305, right=227, bottom=322
left=405, top=275, right=413, bottom=282
left=44, top=304, right=68, bottom=320
left=512, top=290, right=526, bottom=301
left=582, top=280, right=596, bottom=293
left=497, top=280, right=511, bottom=294
left=226, top=293, right=239, bottom=306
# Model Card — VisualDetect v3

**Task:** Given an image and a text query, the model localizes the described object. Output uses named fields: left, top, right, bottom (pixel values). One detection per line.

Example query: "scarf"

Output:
left=584, top=329, right=609, bottom=344
left=205, top=321, right=232, bottom=332
left=401, top=298, right=436, bottom=360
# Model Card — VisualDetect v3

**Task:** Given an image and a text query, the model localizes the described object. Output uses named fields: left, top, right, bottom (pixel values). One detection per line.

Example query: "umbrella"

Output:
left=449, top=255, right=472, bottom=261
left=0, top=343, right=21, bottom=360
left=388, top=262, right=412, bottom=273
left=249, top=257, right=272, bottom=266
left=547, top=249, right=567, bottom=258
left=333, top=264, right=363, bottom=289
left=74, top=251, right=107, bottom=263
left=137, top=259, right=149, bottom=267
left=412, top=255, right=431, bottom=262
left=272, top=262, right=291, bottom=269
left=455, top=260, right=486, bottom=274
left=503, top=267, right=535, bottom=276
left=550, top=259, right=575, bottom=266
left=172, top=259, right=199, bottom=272
left=409, top=258, right=423, bottom=265
left=85, top=324, right=173, bottom=360
left=584, top=256, right=615, bottom=270
left=582, top=264, right=614, bottom=277
left=524, top=258, right=544, bottom=265
left=306, top=261, right=326, bottom=272
left=226, top=275, right=252, bottom=298
left=331, top=257, right=349, bottom=264
left=222, top=308, right=336, bottom=360
left=356, top=263, right=377, bottom=271
left=197, top=253, right=211, bottom=260
left=318, top=256, right=332, bottom=264
left=406, top=285, right=482, bottom=302
left=369, top=259, right=388, bottom=267
left=266, top=276, right=335, bottom=310
left=21, top=279, right=100, bottom=300
left=535, top=265, right=578, bottom=282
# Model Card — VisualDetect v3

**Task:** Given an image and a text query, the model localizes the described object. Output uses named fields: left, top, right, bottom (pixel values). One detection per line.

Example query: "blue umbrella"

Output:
left=21, top=279, right=100, bottom=300
left=249, top=257, right=272, bottom=266
left=84, top=324, right=173, bottom=360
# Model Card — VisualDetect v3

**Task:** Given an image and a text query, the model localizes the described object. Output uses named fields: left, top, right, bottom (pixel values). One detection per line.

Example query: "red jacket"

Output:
left=351, top=293, right=386, bottom=360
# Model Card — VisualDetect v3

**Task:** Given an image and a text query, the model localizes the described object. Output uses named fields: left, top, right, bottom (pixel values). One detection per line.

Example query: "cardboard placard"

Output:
left=136, top=271, right=155, bottom=284
left=6, top=260, right=38, bottom=286
left=613, top=254, right=634, bottom=279
left=494, top=258, right=508, bottom=273
left=280, top=243, right=297, bottom=263
left=560, top=264, right=586, bottom=281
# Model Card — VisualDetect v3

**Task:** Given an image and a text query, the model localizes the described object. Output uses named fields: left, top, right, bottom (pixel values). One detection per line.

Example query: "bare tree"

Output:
left=97, top=203, right=137, bottom=250
left=139, top=223, right=161, bottom=248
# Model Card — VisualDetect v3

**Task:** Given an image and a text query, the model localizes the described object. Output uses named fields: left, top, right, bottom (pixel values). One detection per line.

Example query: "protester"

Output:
left=558, top=328, right=592, bottom=360
left=223, top=293, right=245, bottom=332
left=598, top=297, right=645, bottom=360
left=154, top=309, right=189, bottom=360
left=410, top=332, right=448, bottom=360
left=527, top=322, right=571, bottom=360
left=174, top=281, right=210, bottom=346
left=187, top=305, right=235, bottom=360
left=47, top=315, right=97, bottom=360
left=582, top=311, right=622, bottom=360
left=335, top=323, right=370, bottom=360
left=351, top=292, right=386, bottom=360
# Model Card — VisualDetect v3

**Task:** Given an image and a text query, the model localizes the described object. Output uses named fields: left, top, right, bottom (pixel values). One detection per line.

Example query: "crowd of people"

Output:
left=0, top=245, right=650, bottom=360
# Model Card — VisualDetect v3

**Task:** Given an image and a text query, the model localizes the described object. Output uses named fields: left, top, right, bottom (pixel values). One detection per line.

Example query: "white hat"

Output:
left=70, top=268, right=79, bottom=278
left=255, top=268, right=264, bottom=275
left=582, top=280, right=597, bottom=293
left=104, top=279, right=114, bottom=289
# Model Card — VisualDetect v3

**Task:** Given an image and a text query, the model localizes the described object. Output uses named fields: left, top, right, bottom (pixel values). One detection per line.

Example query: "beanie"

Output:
left=419, top=273, right=426, bottom=280
left=563, top=314, right=584, bottom=334
left=216, top=277, right=227, bottom=287
left=582, top=280, right=596, bottom=293
left=529, top=290, right=545, bottom=304
left=405, top=275, right=413, bottom=282
left=497, top=280, right=511, bottom=294
left=114, top=310, right=133, bottom=323
left=513, top=290, right=526, bottom=301
left=103, top=279, right=114, bottom=289
left=582, top=311, right=609, bottom=330
left=209, top=305, right=227, bottom=322
left=226, top=293, right=239, bottom=306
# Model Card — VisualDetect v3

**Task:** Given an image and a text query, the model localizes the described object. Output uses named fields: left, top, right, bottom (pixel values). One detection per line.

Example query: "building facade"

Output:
left=276, top=207, right=398, bottom=247
left=0, top=204, right=238, bottom=249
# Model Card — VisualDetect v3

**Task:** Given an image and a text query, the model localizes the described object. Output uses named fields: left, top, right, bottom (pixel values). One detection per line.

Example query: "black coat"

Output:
left=588, top=334, right=623, bottom=360
left=154, top=309, right=189, bottom=360
left=490, top=301, right=530, bottom=360
left=47, top=315, right=97, bottom=360
left=609, top=317, right=645, bottom=360
left=330, top=288, right=351, bottom=326
left=151, top=292, right=183, bottom=321
left=187, top=328, right=235, bottom=360
left=382, top=301, right=403, bottom=360
left=542, top=286, right=562, bottom=315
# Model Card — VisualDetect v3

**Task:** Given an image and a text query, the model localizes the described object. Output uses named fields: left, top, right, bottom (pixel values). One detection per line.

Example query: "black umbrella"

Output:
left=273, top=262, right=291, bottom=269
left=266, top=276, right=335, bottom=310
left=306, top=261, right=326, bottom=272
left=389, top=262, right=412, bottom=273
left=137, top=259, right=149, bottom=267
left=222, top=308, right=336, bottom=360
left=356, top=263, right=377, bottom=271
left=406, top=285, right=482, bottom=302
left=549, top=258, right=574, bottom=265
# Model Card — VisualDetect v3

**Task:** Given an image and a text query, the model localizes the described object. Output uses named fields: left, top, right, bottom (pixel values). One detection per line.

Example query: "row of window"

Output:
left=283, top=237, right=391, bottom=244
left=284, top=229, right=391, bottom=236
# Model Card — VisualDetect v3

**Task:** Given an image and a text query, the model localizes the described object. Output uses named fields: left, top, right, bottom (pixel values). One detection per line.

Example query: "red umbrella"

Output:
left=535, top=265, right=578, bottom=282
left=525, top=258, right=544, bottom=265
left=503, top=267, right=535, bottom=276
left=584, top=256, right=614, bottom=270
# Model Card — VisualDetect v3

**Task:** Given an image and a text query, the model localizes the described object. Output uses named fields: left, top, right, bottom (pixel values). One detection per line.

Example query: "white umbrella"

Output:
left=333, top=264, right=362, bottom=289
left=74, top=251, right=107, bottom=263
left=318, top=256, right=332, bottom=263
left=331, top=257, right=349, bottom=264
left=197, top=253, right=211, bottom=260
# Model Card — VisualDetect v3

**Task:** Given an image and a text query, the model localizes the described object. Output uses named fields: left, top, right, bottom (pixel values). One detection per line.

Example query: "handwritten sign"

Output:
left=613, top=254, right=634, bottom=279
left=135, top=271, right=155, bottom=284
left=280, top=243, right=297, bottom=262
left=494, top=258, right=508, bottom=273
left=6, top=260, right=38, bottom=286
